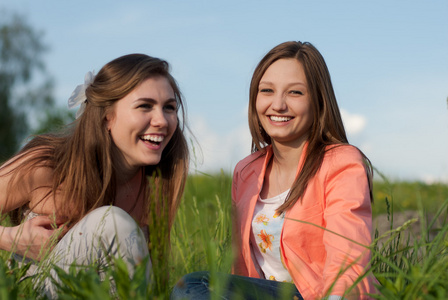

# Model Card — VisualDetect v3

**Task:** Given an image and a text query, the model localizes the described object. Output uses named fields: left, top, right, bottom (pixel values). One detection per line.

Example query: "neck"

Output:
left=271, top=139, right=306, bottom=174
left=116, top=166, right=143, bottom=186
left=111, top=147, right=143, bottom=185
left=260, top=141, right=307, bottom=199
left=114, top=167, right=144, bottom=223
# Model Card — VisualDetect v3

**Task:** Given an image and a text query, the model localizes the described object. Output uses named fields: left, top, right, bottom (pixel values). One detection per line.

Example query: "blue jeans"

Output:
left=171, top=271, right=303, bottom=300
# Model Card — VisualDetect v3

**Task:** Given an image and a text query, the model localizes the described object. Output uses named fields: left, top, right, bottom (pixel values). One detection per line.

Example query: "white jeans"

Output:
left=29, top=206, right=151, bottom=298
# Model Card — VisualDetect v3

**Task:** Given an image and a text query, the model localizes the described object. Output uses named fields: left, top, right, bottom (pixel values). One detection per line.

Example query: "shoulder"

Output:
left=1, top=145, right=55, bottom=186
left=325, top=144, right=363, bottom=159
left=234, top=150, right=266, bottom=173
left=232, top=148, right=267, bottom=195
left=0, top=148, right=54, bottom=213
left=319, top=144, right=368, bottom=178
left=318, top=144, right=370, bottom=186
left=322, top=144, right=366, bottom=168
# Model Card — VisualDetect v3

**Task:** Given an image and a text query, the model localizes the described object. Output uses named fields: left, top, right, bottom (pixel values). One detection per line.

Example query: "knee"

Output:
left=77, top=206, right=139, bottom=237
left=174, top=271, right=210, bottom=285
left=87, top=206, right=130, bottom=221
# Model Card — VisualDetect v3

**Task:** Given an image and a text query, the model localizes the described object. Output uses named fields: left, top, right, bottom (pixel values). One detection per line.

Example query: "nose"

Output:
left=271, top=92, right=287, bottom=111
left=151, top=108, right=168, bottom=128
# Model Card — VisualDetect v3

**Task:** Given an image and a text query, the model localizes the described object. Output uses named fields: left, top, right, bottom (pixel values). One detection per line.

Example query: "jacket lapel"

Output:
left=239, top=147, right=273, bottom=276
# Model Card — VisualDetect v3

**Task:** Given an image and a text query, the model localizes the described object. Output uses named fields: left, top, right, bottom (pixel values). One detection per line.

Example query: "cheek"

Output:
left=302, top=105, right=314, bottom=131
left=163, top=117, right=178, bottom=146
left=255, top=97, right=265, bottom=117
left=168, top=115, right=178, bottom=133
left=295, top=98, right=312, bottom=117
left=304, top=103, right=314, bottom=121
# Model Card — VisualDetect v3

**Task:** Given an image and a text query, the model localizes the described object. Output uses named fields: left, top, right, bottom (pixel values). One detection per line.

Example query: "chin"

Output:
left=143, top=157, right=162, bottom=167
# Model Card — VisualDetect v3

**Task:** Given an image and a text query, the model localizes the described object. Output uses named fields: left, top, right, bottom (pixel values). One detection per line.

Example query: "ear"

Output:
left=105, top=112, right=115, bottom=131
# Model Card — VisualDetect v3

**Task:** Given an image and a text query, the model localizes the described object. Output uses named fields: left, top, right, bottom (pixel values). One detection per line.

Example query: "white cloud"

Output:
left=340, top=109, right=367, bottom=136
left=187, top=115, right=251, bottom=174
left=189, top=108, right=370, bottom=174
left=420, top=174, right=448, bottom=184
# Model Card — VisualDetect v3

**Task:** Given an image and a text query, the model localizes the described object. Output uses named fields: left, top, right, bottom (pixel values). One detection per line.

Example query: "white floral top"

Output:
left=251, top=189, right=292, bottom=282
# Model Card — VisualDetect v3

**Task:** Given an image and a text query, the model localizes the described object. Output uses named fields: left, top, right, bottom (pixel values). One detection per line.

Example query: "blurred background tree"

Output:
left=0, top=11, right=73, bottom=162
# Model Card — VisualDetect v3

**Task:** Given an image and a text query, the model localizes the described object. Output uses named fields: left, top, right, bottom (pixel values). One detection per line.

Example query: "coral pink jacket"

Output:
left=232, top=144, right=377, bottom=299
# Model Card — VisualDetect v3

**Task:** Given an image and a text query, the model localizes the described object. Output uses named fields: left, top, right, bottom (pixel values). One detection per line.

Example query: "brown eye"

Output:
left=290, top=90, right=304, bottom=95
left=164, top=104, right=177, bottom=112
left=138, top=104, right=152, bottom=109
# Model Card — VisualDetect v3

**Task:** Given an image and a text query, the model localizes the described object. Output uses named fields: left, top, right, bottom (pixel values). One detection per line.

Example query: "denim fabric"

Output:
left=171, top=271, right=303, bottom=300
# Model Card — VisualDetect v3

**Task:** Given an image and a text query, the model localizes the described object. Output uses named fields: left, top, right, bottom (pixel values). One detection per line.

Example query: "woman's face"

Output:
left=107, top=76, right=178, bottom=172
left=256, top=58, right=313, bottom=148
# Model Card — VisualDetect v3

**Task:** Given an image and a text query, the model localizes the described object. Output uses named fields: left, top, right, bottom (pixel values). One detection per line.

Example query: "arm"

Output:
left=0, top=155, right=30, bottom=213
left=0, top=216, right=59, bottom=259
left=0, top=155, right=62, bottom=260
left=322, top=146, right=374, bottom=298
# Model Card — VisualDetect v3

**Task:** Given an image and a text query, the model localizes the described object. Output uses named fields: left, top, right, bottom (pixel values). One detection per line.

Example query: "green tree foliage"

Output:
left=0, top=12, right=60, bottom=161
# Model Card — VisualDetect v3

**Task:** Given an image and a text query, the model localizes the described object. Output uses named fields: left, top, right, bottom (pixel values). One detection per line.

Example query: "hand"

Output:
left=8, top=215, right=66, bottom=260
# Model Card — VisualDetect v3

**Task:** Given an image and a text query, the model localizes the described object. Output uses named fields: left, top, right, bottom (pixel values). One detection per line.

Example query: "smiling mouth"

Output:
left=140, top=134, right=164, bottom=146
left=270, top=116, right=292, bottom=122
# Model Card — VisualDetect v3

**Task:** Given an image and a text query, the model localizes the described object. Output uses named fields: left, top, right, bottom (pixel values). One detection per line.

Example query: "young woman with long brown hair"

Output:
left=0, top=53, right=189, bottom=297
left=172, top=41, right=376, bottom=299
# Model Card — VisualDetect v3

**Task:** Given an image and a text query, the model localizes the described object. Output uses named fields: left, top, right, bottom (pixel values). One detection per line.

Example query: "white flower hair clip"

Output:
left=68, top=71, right=95, bottom=118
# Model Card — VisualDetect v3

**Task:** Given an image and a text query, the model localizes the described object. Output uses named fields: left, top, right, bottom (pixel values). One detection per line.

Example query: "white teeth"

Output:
left=141, top=135, right=164, bottom=142
left=270, top=116, right=292, bottom=122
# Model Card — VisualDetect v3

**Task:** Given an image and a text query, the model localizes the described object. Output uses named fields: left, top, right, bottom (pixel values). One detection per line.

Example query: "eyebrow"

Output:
left=135, top=97, right=177, bottom=104
left=259, top=80, right=307, bottom=87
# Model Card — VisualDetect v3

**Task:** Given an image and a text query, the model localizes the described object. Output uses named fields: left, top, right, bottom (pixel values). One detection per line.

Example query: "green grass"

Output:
left=1, top=172, right=447, bottom=299
left=372, top=180, right=448, bottom=215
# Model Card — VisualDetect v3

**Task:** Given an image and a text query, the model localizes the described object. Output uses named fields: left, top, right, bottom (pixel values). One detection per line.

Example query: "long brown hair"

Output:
left=4, top=54, right=189, bottom=229
left=248, top=41, right=372, bottom=214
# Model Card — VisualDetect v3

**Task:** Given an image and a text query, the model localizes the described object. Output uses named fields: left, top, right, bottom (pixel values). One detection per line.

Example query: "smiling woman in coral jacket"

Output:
left=172, top=41, right=377, bottom=300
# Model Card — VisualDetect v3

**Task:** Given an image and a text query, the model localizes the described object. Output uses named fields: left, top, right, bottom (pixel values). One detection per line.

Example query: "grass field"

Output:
left=1, top=172, right=447, bottom=299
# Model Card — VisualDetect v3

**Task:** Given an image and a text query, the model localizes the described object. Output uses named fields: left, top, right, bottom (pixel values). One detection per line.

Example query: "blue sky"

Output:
left=2, top=0, right=448, bottom=182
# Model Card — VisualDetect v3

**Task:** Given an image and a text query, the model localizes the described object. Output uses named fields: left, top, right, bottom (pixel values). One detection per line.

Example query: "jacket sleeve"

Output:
left=321, top=146, right=375, bottom=298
